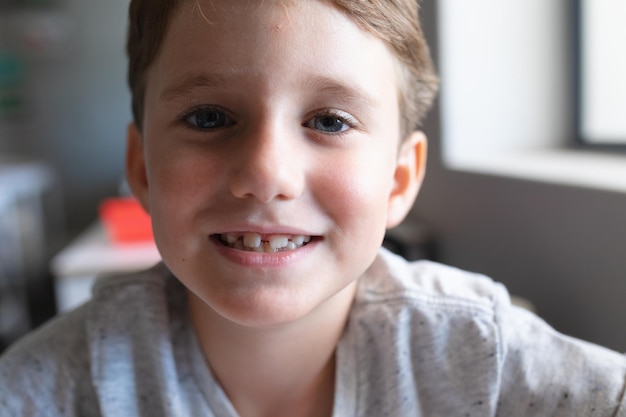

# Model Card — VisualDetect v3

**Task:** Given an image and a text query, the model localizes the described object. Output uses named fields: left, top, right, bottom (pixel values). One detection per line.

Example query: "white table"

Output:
left=50, top=222, right=161, bottom=312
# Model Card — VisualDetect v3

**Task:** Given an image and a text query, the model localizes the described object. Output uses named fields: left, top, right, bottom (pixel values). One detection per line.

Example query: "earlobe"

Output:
left=386, top=131, right=427, bottom=229
left=125, top=123, right=151, bottom=213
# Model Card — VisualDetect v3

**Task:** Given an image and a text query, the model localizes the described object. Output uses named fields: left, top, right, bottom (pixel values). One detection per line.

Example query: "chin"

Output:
left=211, top=292, right=322, bottom=329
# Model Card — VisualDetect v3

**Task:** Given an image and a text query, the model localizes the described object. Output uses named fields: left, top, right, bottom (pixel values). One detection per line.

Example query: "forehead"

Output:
left=145, top=0, right=401, bottom=122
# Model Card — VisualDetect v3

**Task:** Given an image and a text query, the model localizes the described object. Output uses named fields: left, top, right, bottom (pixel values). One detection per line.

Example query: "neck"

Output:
left=188, top=282, right=357, bottom=417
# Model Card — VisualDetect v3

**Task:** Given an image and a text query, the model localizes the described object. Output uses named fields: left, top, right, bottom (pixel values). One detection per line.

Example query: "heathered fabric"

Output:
left=1, top=248, right=626, bottom=416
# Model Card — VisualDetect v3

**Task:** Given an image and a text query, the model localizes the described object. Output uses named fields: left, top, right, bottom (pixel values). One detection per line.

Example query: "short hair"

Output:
left=127, top=0, right=439, bottom=137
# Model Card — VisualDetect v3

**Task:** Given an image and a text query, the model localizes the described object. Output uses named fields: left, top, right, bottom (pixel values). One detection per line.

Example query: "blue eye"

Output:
left=314, top=116, right=347, bottom=133
left=308, top=111, right=354, bottom=134
left=184, top=107, right=233, bottom=130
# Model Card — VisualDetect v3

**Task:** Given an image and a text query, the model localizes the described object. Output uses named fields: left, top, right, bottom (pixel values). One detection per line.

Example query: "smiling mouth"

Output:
left=215, top=232, right=313, bottom=253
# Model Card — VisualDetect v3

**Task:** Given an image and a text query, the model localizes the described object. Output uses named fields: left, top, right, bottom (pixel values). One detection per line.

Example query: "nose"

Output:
left=229, top=120, right=305, bottom=203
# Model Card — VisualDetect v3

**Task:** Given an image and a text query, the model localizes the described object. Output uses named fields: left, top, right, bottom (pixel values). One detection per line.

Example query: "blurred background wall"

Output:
left=1, top=0, right=625, bottom=353
left=1, top=0, right=130, bottom=234
left=0, top=0, right=131, bottom=348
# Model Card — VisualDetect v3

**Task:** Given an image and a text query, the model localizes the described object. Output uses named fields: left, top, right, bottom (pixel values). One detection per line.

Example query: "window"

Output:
left=437, top=0, right=626, bottom=193
left=579, top=0, right=626, bottom=146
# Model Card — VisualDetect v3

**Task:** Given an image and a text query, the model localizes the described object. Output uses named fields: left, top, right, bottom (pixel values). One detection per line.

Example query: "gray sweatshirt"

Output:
left=1, top=248, right=625, bottom=416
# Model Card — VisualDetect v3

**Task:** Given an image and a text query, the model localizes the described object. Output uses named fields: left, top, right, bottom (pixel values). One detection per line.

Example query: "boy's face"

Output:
left=127, top=0, right=425, bottom=327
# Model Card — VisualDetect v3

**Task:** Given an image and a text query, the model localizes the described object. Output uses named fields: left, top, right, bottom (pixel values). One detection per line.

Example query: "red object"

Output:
left=99, top=197, right=154, bottom=244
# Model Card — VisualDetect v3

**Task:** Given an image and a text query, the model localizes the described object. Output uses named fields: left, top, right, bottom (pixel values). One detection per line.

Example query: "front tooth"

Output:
left=292, top=235, right=305, bottom=245
left=269, top=236, right=289, bottom=249
left=243, top=233, right=262, bottom=248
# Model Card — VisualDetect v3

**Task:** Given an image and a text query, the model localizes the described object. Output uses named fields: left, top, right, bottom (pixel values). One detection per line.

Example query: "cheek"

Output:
left=313, top=157, right=395, bottom=284
left=146, top=146, right=223, bottom=233
left=317, top=150, right=397, bottom=237
left=149, top=146, right=220, bottom=198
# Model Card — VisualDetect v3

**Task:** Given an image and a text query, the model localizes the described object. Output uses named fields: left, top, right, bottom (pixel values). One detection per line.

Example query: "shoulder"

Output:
left=348, top=248, right=626, bottom=416
left=0, top=304, right=90, bottom=371
left=90, top=261, right=173, bottom=302
left=356, top=248, right=508, bottom=313
left=0, top=262, right=176, bottom=417
left=496, top=302, right=626, bottom=415
left=345, top=249, right=508, bottom=413
left=352, top=249, right=510, bottom=357
left=0, top=304, right=97, bottom=416
left=85, top=262, right=183, bottom=342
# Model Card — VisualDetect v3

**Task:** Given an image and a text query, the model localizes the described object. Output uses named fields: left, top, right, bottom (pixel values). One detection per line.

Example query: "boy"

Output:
left=1, top=0, right=625, bottom=416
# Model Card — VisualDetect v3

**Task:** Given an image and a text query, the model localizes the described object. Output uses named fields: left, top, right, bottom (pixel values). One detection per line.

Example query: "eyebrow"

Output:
left=160, top=73, right=228, bottom=102
left=304, top=75, right=378, bottom=110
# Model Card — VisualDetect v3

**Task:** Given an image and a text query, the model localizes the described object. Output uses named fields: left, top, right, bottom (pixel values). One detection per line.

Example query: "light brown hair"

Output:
left=127, top=0, right=439, bottom=137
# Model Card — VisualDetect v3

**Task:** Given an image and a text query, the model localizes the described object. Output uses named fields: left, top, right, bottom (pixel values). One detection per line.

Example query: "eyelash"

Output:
left=306, top=109, right=359, bottom=136
left=178, top=105, right=234, bottom=131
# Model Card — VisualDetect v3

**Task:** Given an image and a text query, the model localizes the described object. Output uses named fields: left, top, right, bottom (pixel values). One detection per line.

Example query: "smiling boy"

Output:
left=1, top=0, right=626, bottom=416
left=125, top=1, right=429, bottom=414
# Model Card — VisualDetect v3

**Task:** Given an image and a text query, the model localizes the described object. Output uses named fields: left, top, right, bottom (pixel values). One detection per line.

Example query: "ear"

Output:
left=386, top=131, right=427, bottom=229
left=125, top=123, right=151, bottom=213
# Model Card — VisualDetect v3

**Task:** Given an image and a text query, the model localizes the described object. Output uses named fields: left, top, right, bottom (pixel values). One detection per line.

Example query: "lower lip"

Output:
left=209, top=236, right=319, bottom=268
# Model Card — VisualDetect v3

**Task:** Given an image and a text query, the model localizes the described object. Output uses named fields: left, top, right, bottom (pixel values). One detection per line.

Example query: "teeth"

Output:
left=224, top=233, right=238, bottom=244
left=243, top=233, right=261, bottom=248
left=219, top=232, right=312, bottom=253
left=268, top=236, right=289, bottom=249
